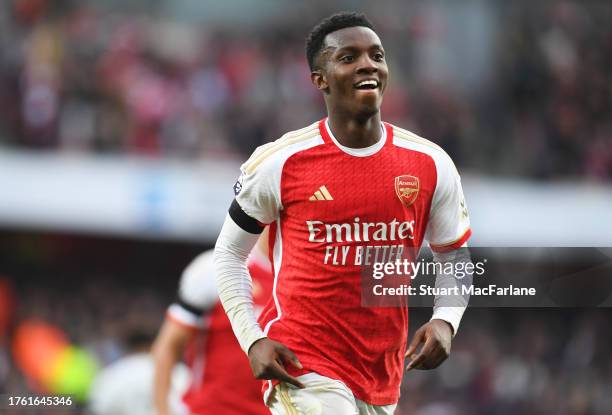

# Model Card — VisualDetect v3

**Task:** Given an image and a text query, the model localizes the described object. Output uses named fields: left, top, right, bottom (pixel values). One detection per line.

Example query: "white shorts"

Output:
left=266, top=373, right=397, bottom=415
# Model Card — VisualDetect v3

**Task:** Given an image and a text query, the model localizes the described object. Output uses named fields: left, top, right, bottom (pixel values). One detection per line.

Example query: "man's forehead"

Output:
left=323, top=26, right=382, bottom=50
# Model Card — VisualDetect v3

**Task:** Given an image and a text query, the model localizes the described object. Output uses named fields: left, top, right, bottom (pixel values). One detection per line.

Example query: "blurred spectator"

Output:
left=0, top=0, right=610, bottom=179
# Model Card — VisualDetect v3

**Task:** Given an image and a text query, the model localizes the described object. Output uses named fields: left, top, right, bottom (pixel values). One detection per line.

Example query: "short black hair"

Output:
left=305, top=11, right=375, bottom=71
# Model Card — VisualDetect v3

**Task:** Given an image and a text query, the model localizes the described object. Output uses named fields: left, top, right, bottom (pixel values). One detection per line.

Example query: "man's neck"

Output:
left=327, top=111, right=382, bottom=149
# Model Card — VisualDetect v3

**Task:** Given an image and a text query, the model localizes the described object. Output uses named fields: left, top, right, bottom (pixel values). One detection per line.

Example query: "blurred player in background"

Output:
left=214, top=11, right=472, bottom=415
left=89, top=330, right=189, bottom=415
left=153, top=229, right=273, bottom=415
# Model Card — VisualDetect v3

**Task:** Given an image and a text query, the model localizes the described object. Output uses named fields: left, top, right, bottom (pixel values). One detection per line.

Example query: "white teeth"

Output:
left=356, top=80, right=378, bottom=88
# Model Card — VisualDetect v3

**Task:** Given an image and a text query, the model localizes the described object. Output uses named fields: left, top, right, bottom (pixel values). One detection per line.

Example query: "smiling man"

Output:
left=214, top=12, right=472, bottom=415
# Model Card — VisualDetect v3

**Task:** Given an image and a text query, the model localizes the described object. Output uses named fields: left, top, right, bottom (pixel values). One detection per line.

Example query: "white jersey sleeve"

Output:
left=425, top=153, right=471, bottom=335
left=233, top=122, right=323, bottom=226
left=166, top=250, right=218, bottom=329
left=216, top=123, right=323, bottom=353
left=234, top=151, right=282, bottom=226
left=429, top=249, right=472, bottom=336
left=426, top=153, right=471, bottom=251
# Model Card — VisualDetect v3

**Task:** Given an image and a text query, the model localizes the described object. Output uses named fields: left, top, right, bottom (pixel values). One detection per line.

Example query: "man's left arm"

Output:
left=405, top=150, right=472, bottom=371
left=405, top=246, right=472, bottom=370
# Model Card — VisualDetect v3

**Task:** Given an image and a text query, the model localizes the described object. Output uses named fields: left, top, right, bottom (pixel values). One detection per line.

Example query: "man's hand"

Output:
left=248, top=338, right=305, bottom=388
left=405, top=319, right=453, bottom=371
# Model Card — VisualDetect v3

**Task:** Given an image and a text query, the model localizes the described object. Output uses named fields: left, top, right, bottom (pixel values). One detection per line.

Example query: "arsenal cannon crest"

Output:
left=395, top=175, right=419, bottom=207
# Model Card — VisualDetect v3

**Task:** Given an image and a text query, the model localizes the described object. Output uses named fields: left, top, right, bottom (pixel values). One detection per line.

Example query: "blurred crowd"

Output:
left=401, top=308, right=612, bottom=415
left=1, top=272, right=612, bottom=415
left=0, top=0, right=611, bottom=179
left=1, top=231, right=612, bottom=414
left=0, top=275, right=167, bottom=398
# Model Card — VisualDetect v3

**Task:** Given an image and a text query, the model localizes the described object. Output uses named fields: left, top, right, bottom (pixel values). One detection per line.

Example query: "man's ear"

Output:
left=311, top=70, right=329, bottom=92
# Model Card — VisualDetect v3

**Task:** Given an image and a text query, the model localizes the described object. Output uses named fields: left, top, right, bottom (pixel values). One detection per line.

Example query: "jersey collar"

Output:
left=320, top=118, right=387, bottom=157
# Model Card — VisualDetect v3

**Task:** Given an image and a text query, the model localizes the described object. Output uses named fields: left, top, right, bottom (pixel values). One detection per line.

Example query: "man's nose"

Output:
left=356, top=55, right=378, bottom=73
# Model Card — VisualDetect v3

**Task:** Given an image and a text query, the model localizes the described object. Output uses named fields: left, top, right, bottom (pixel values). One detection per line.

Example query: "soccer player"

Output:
left=90, top=330, right=189, bottom=415
left=153, top=231, right=273, bottom=415
left=214, top=12, right=472, bottom=414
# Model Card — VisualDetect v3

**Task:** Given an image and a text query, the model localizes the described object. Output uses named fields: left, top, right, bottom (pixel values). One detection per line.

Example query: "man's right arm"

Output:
left=213, top=209, right=266, bottom=353
left=215, top=144, right=311, bottom=387
left=214, top=209, right=304, bottom=388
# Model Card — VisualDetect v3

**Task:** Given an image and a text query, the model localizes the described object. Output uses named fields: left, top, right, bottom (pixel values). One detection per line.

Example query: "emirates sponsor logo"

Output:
left=306, top=217, right=415, bottom=243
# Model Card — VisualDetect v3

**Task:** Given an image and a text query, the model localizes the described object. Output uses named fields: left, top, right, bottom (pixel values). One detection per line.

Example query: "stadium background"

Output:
left=1, top=0, right=611, bottom=414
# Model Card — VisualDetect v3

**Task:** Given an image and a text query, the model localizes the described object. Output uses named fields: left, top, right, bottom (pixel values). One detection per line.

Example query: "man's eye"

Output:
left=373, top=53, right=384, bottom=61
left=340, top=55, right=354, bottom=62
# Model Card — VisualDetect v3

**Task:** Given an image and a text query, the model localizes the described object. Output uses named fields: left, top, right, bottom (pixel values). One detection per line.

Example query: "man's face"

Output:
left=312, top=26, right=388, bottom=117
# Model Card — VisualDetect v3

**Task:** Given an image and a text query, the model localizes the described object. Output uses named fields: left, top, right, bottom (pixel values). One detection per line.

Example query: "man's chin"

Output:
left=354, top=97, right=382, bottom=117
left=353, top=105, right=381, bottom=121
left=355, top=91, right=382, bottom=107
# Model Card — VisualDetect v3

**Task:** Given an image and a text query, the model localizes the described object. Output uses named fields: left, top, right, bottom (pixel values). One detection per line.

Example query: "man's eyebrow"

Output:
left=333, top=44, right=384, bottom=53
left=333, top=45, right=358, bottom=54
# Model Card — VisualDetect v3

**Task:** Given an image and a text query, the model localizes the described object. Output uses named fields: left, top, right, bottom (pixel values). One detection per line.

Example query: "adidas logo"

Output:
left=309, top=186, right=334, bottom=201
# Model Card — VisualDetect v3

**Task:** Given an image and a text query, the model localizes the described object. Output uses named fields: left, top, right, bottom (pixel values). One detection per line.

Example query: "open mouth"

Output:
left=354, top=80, right=379, bottom=90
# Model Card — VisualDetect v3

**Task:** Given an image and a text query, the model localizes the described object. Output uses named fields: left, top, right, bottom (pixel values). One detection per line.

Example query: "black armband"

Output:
left=229, top=199, right=264, bottom=234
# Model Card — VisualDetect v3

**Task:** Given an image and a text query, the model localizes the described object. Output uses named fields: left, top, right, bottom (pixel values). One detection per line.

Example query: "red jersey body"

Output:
left=235, top=119, right=471, bottom=405
left=167, top=250, right=273, bottom=414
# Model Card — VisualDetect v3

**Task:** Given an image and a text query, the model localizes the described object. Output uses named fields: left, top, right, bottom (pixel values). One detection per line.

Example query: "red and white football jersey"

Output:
left=234, top=118, right=471, bottom=405
left=166, top=250, right=274, bottom=415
